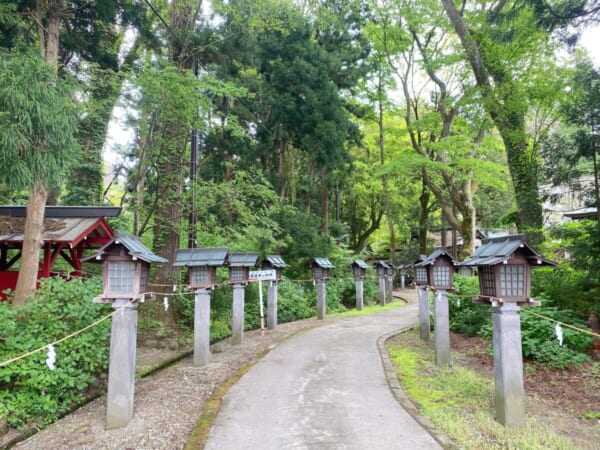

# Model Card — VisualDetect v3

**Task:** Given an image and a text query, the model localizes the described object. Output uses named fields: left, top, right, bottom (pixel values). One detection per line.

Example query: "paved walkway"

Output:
left=205, top=292, right=442, bottom=449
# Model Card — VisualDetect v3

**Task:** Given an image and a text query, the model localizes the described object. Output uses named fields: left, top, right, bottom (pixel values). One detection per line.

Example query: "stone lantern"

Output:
left=311, top=258, right=335, bottom=319
left=461, top=234, right=556, bottom=427
left=413, top=248, right=456, bottom=291
left=261, top=255, right=288, bottom=329
left=174, top=247, right=227, bottom=290
left=414, top=248, right=457, bottom=367
left=227, top=252, right=259, bottom=344
left=351, top=260, right=371, bottom=311
left=228, top=252, right=259, bottom=285
left=173, top=247, right=228, bottom=366
left=373, top=261, right=392, bottom=306
left=83, top=232, right=167, bottom=430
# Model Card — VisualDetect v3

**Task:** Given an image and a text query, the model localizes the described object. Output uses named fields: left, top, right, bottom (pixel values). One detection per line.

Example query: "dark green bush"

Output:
left=479, top=306, right=593, bottom=368
left=448, top=275, right=491, bottom=336
left=0, top=277, right=111, bottom=429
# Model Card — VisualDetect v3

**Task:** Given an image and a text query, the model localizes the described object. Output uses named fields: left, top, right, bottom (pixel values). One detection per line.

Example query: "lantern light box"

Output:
left=460, top=234, right=555, bottom=304
left=261, top=255, right=288, bottom=281
left=228, top=252, right=259, bottom=285
left=373, top=260, right=391, bottom=278
left=312, top=258, right=335, bottom=280
left=82, top=232, right=168, bottom=302
left=351, top=259, right=371, bottom=280
left=413, top=248, right=457, bottom=290
left=173, top=247, right=228, bottom=290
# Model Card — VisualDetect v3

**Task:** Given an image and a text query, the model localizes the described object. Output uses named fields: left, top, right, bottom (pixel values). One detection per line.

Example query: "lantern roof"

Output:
left=461, top=234, right=555, bottom=267
left=173, top=247, right=228, bottom=267
left=414, top=247, right=456, bottom=267
left=373, top=260, right=392, bottom=269
left=82, top=232, right=168, bottom=264
left=263, top=254, right=287, bottom=268
left=352, top=259, right=371, bottom=269
left=313, top=257, right=335, bottom=269
left=228, top=252, right=259, bottom=267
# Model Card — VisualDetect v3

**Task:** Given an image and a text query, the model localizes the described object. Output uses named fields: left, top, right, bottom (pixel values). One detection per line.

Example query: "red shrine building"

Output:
left=0, top=206, right=119, bottom=298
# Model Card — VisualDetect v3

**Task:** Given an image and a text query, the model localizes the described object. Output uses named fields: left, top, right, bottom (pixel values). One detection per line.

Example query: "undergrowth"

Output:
left=387, top=329, right=581, bottom=450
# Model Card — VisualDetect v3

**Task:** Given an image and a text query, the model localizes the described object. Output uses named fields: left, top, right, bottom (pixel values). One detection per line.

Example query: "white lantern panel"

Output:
left=499, top=265, right=525, bottom=297
left=415, top=267, right=428, bottom=283
left=191, top=266, right=209, bottom=285
left=140, top=264, right=149, bottom=292
left=231, top=267, right=244, bottom=282
left=108, top=261, right=136, bottom=293
left=432, top=266, right=450, bottom=286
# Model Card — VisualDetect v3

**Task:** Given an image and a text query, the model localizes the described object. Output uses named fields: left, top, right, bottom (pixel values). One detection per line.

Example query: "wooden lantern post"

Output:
left=312, top=258, right=335, bottom=320
left=414, top=248, right=456, bottom=366
left=228, top=252, right=259, bottom=344
left=373, top=261, right=390, bottom=306
left=173, top=247, right=228, bottom=366
left=260, top=255, right=288, bottom=329
left=413, top=255, right=430, bottom=341
left=350, top=259, right=370, bottom=310
left=385, top=264, right=394, bottom=303
left=83, top=232, right=167, bottom=430
left=461, top=234, right=556, bottom=427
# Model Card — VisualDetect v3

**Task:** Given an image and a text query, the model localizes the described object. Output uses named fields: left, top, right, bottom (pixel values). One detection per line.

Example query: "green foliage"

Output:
left=0, top=49, right=79, bottom=192
left=448, top=275, right=491, bottom=336
left=534, top=220, right=600, bottom=313
left=276, top=281, right=315, bottom=323
left=479, top=306, right=593, bottom=368
left=0, top=277, right=110, bottom=429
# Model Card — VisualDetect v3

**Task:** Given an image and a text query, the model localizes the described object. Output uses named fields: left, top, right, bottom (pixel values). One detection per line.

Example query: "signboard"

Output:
left=249, top=269, right=277, bottom=281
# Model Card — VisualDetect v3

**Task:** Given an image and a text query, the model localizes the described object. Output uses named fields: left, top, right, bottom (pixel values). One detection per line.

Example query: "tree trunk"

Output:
left=418, top=175, right=430, bottom=254
left=441, top=0, right=543, bottom=242
left=321, top=168, right=329, bottom=233
left=13, top=183, right=48, bottom=305
left=13, top=0, right=62, bottom=305
left=378, top=72, right=396, bottom=264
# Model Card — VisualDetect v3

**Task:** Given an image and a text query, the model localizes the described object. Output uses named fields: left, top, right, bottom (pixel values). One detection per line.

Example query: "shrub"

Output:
left=448, top=275, right=490, bottom=336
left=479, top=306, right=593, bottom=368
left=0, top=277, right=111, bottom=429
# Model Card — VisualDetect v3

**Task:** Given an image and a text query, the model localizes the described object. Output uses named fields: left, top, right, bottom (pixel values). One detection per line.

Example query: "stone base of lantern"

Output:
left=194, top=289, right=211, bottom=366
left=106, top=299, right=138, bottom=430
left=232, top=284, right=245, bottom=345
left=267, top=282, right=278, bottom=329
left=378, top=277, right=386, bottom=306
left=418, top=287, right=430, bottom=341
left=355, top=278, right=364, bottom=310
left=317, top=279, right=326, bottom=320
left=492, top=303, right=525, bottom=427
left=433, top=289, right=450, bottom=367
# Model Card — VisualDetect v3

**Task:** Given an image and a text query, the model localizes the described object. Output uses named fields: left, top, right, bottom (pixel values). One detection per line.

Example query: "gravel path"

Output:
left=10, top=317, right=344, bottom=450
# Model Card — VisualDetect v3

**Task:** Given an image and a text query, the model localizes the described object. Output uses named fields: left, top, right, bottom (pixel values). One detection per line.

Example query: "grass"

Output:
left=330, top=299, right=406, bottom=318
left=387, top=329, right=581, bottom=450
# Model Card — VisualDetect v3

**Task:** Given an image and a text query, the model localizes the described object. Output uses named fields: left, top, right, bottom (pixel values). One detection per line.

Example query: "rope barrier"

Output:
left=0, top=298, right=135, bottom=368
left=521, top=308, right=600, bottom=339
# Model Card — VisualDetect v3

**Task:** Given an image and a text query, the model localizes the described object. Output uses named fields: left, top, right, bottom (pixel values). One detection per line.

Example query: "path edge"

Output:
left=377, top=326, right=458, bottom=450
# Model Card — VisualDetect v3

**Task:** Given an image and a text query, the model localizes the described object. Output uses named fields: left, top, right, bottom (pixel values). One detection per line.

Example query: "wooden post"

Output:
left=418, top=287, right=430, bottom=341
left=267, top=281, right=278, bottom=329
left=493, top=303, right=525, bottom=426
left=106, top=299, right=138, bottom=430
left=378, top=276, right=386, bottom=306
left=355, top=278, right=364, bottom=310
left=194, top=289, right=211, bottom=366
left=232, top=284, right=245, bottom=344
left=317, top=279, right=326, bottom=320
left=434, top=289, right=450, bottom=367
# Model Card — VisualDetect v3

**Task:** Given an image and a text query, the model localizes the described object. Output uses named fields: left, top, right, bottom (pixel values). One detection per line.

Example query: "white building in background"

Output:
left=540, top=175, right=597, bottom=225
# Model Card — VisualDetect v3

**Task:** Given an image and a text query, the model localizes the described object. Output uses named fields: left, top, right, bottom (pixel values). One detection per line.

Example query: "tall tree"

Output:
left=0, top=50, right=78, bottom=305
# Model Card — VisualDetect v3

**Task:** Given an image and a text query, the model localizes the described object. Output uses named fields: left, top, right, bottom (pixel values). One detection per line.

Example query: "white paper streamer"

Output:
left=457, top=298, right=461, bottom=307
left=172, top=285, right=177, bottom=292
left=163, top=296, right=170, bottom=311
left=46, top=344, right=56, bottom=371
left=555, top=323, right=564, bottom=346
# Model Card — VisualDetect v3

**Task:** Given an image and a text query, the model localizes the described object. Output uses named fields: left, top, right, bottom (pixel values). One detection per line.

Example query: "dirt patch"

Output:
left=449, top=331, right=600, bottom=448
